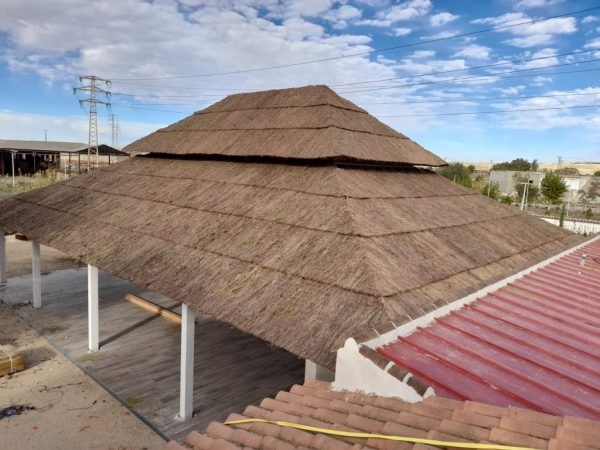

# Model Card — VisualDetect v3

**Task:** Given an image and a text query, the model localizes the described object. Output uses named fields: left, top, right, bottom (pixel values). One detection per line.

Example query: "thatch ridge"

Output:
left=0, top=157, right=580, bottom=369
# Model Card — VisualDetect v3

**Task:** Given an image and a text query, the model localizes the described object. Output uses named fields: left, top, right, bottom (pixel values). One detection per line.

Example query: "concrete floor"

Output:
left=0, top=268, right=305, bottom=440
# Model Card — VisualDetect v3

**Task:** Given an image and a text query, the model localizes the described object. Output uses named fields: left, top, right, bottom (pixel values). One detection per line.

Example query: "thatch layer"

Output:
left=123, top=85, right=446, bottom=166
left=0, top=157, right=579, bottom=369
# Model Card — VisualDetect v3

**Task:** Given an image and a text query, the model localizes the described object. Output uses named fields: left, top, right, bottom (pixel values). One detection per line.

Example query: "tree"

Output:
left=492, top=158, right=538, bottom=171
left=594, top=170, right=600, bottom=177
left=555, top=167, right=580, bottom=175
left=513, top=173, right=539, bottom=204
left=437, top=163, right=473, bottom=188
left=559, top=202, right=566, bottom=228
left=480, top=182, right=500, bottom=199
left=540, top=172, right=567, bottom=204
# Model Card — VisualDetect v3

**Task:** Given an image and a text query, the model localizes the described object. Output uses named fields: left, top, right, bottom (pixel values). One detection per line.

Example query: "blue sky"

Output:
left=1, top=0, right=599, bottom=163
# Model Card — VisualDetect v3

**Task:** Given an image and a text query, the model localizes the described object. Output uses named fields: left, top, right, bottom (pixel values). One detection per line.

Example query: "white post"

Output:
left=32, top=241, right=41, bottom=308
left=0, top=227, right=6, bottom=284
left=179, top=303, right=195, bottom=420
left=88, top=265, right=99, bottom=352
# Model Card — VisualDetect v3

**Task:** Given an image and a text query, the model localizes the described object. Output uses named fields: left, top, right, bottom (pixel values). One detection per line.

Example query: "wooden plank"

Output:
left=125, top=293, right=182, bottom=325
left=0, top=348, right=25, bottom=377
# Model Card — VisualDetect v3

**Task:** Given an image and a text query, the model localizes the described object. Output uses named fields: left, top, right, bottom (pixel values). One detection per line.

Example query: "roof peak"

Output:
left=123, top=85, right=446, bottom=167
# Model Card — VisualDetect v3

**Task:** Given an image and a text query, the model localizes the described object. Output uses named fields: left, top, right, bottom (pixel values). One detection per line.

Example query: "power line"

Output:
left=379, top=103, right=600, bottom=118
left=331, top=49, right=596, bottom=88
left=108, top=6, right=600, bottom=81
left=338, top=62, right=600, bottom=94
left=111, top=103, right=192, bottom=114
left=109, top=49, right=596, bottom=92
left=362, top=91, right=600, bottom=105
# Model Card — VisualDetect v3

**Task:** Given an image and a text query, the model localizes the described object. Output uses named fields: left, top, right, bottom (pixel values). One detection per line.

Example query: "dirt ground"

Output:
left=0, top=238, right=165, bottom=449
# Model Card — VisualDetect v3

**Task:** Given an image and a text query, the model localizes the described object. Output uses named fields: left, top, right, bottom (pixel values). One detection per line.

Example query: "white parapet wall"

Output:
left=332, top=338, right=433, bottom=401
left=541, top=217, right=600, bottom=235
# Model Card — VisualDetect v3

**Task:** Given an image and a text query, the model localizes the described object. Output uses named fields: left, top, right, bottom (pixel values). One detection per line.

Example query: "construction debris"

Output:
left=124, top=293, right=181, bottom=324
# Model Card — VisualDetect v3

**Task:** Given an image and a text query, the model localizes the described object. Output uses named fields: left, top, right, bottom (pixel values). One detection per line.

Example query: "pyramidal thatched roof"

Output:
left=124, top=85, right=446, bottom=166
left=0, top=86, right=580, bottom=370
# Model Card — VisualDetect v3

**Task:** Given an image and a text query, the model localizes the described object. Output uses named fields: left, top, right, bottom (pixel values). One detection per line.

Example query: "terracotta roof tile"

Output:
left=171, top=381, right=600, bottom=450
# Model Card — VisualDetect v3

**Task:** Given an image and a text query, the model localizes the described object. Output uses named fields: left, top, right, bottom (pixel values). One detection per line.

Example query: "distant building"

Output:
left=489, top=170, right=544, bottom=196
left=0, top=140, right=129, bottom=176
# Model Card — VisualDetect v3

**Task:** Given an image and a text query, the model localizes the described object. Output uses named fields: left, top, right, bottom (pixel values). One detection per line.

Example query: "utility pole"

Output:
left=74, top=76, right=111, bottom=171
left=557, top=156, right=563, bottom=171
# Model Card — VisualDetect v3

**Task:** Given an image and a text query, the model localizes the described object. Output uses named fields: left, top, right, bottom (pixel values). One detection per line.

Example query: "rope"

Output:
left=224, top=418, right=540, bottom=450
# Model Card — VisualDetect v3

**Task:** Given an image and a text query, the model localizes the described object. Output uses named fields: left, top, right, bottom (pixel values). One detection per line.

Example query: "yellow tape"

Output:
left=224, top=418, right=540, bottom=450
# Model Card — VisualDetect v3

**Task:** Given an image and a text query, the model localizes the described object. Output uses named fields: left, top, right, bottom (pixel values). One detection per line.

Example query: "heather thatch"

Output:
left=0, top=156, right=579, bottom=370
left=124, top=85, right=446, bottom=167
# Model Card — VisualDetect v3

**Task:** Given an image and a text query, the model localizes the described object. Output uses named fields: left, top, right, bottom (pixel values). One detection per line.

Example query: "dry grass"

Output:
left=0, top=170, right=70, bottom=200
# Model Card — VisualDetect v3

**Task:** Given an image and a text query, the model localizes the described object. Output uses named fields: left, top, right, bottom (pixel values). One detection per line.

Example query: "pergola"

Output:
left=0, top=86, right=580, bottom=422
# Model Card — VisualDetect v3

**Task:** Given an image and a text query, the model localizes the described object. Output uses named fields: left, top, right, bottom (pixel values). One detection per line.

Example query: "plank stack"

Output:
left=0, top=347, right=25, bottom=377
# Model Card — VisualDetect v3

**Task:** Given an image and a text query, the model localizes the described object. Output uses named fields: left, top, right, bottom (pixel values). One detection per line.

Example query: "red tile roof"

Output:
left=378, top=237, right=600, bottom=420
left=166, top=379, right=600, bottom=449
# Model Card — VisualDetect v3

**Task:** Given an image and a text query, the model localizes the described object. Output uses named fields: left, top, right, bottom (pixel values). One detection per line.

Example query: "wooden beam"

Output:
left=124, top=293, right=182, bottom=324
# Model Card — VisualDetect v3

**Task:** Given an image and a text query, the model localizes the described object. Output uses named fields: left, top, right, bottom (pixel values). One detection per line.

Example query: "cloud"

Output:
left=453, top=44, right=491, bottom=59
left=429, top=12, right=459, bottom=27
left=377, top=0, right=431, bottom=23
left=322, top=4, right=362, bottom=29
left=472, top=12, right=576, bottom=48
left=392, top=27, right=412, bottom=36
left=0, top=0, right=397, bottom=96
left=514, top=0, right=564, bottom=9
left=581, top=15, right=598, bottom=24
left=410, top=50, right=436, bottom=58
left=585, top=38, right=600, bottom=49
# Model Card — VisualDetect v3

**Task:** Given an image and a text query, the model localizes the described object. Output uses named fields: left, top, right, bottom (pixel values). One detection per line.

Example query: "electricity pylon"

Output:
left=74, top=76, right=111, bottom=171
left=109, top=113, right=120, bottom=149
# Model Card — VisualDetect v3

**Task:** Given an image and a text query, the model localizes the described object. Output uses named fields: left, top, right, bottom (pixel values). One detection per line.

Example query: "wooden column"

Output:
left=179, top=303, right=195, bottom=420
left=0, top=226, right=6, bottom=284
left=32, top=242, right=41, bottom=308
left=88, top=265, right=99, bottom=352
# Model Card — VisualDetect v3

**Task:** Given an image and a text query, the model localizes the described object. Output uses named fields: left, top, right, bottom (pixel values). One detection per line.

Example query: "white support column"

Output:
left=179, top=303, right=195, bottom=421
left=0, top=227, right=6, bottom=284
left=305, top=359, right=335, bottom=382
left=88, top=265, right=99, bottom=352
left=32, top=241, right=41, bottom=308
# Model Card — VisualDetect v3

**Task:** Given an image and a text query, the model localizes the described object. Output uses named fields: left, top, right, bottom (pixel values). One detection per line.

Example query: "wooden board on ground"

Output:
left=0, top=347, right=24, bottom=377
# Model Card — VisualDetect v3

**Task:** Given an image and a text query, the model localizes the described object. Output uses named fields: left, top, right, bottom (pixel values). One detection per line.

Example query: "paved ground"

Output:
left=1, top=237, right=305, bottom=443
left=0, top=239, right=165, bottom=449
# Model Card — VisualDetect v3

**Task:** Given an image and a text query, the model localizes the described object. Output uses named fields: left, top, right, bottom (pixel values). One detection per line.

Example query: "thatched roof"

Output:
left=124, top=85, right=446, bottom=167
left=0, top=155, right=579, bottom=370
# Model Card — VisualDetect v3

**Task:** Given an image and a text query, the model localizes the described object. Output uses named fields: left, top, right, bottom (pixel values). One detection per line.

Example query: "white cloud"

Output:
left=521, top=47, right=558, bottom=68
left=0, top=0, right=397, bottom=95
left=581, top=15, right=598, bottom=24
left=392, top=27, right=412, bottom=36
left=410, top=50, right=436, bottom=58
left=585, top=38, right=600, bottom=49
left=515, top=0, right=564, bottom=9
left=323, top=4, right=362, bottom=29
left=429, top=12, right=459, bottom=27
left=453, top=44, right=491, bottom=59
left=472, top=12, right=576, bottom=48
left=377, top=0, right=431, bottom=23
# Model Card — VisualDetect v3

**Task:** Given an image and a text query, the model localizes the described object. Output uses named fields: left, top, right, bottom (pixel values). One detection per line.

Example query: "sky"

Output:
left=0, top=0, right=599, bottom=163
